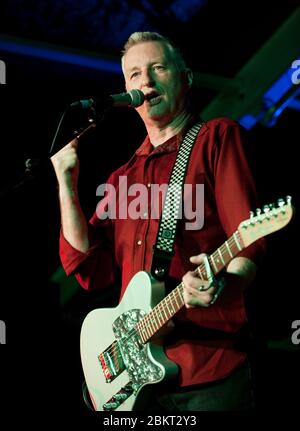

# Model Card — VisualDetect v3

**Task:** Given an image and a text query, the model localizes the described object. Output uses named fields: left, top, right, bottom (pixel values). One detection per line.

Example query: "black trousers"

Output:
left=147, top=360, right=254, bottom=412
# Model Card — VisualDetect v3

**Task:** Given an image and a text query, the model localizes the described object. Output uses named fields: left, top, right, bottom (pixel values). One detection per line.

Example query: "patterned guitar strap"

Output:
left=151, top=121, right=203, bottom=282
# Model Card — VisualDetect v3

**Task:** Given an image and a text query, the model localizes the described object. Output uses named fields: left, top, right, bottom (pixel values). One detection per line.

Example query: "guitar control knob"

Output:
left=103, top=401, right=120, bottom=411
left=113, top=392, right=129, bottom=402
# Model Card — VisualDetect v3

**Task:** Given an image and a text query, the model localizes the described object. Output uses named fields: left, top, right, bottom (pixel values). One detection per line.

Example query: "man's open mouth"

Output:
left=144, top=92, right=162, bottom=105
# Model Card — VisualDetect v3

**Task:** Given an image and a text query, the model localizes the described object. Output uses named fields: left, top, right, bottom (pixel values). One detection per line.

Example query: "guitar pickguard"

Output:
left=112, top=309, right=164, bottom=394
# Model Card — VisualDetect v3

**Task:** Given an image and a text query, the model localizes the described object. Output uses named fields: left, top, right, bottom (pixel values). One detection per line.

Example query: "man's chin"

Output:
left=137, top=104, right=170, bottom=124
left=146, top=104, right=167, bottom=119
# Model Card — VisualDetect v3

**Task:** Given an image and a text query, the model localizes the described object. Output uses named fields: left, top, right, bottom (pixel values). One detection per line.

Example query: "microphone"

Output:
left=71, top=89, right=144, bottom=110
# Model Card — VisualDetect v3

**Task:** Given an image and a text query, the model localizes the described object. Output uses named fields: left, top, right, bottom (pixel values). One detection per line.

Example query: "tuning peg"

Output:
left=255, top=208, right=262, bottom=222
left=286, top=195, right=292, bottom=205
left=268, top=203, right=278, bottom=217
left=263, top=204, right=271, bottom=219
left=249, top=210, right=255, bottom=225
left=277, top=198, right=284, bottom=208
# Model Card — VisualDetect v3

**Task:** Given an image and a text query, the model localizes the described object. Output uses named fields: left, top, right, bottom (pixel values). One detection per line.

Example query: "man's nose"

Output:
left=141, top=69, right=155, bottom=87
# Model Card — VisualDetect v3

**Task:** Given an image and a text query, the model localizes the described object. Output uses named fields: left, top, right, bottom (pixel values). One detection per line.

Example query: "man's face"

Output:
left=123, top=41, right=190, bottom=126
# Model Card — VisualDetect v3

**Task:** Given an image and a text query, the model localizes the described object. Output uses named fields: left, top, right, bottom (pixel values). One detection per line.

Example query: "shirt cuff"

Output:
left=59, top=230, right=100, bottom=275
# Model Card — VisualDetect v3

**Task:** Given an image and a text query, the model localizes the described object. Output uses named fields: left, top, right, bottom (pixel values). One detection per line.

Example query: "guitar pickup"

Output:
left=98, top=341, right=125, bottom=383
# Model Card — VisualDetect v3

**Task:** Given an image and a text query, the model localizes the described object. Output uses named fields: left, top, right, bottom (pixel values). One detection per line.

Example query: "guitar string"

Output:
left=99, top=209, right=289, bottom=360
left=100, top=285, right=185, bottom=363
left=127, top=207, right=289, bottom=341
left=100, top=234, right=241, bottom=363
left=99, top=234, right=242, bottom=362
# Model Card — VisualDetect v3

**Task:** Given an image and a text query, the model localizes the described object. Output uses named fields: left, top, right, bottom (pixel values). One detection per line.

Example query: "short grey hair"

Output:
left=121, top=31, right=187, bottom=72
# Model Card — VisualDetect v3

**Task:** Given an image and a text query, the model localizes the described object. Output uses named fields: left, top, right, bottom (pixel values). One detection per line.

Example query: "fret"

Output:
left=176, top=289, right=183, bottom=308
left=144, top=322, right=151, bottom=340
left=143, top=322, right=151, bottom=340
left=213, top=251, right=221, bottom=267
left=210, top=254, right=218, bottom=273
left=229, top=237, right=238, bottom=255
left=225, top=240, right=233, bottom=258
left=173, top=289, right=183, bottom=310
left=172, top=296, right=178, bottom=313
left=233, top=232, right=242, bottom=251
left=197, top=266, right=204, bottom=279
left=173, top=290, right=181, bottom=309
left=197, top=264, right=207, bottom=279
left=167, top=297, right=176, bottom=314
left=217, top=247, right=226, bottom=265
left=155, top=307, right=164, bottom=327
left=173, top=294, right=180, bottom=311
left=156, top=302, right=167, bottom=324
left=147, top=319, right=154, bottom=339
left=142, top=320, right=151, bottom=341
left=178, top=286, right=185, bottom=307
left=158, top=308, right=164, bottom=324
left=221, top=244, right=232, bottom=265
left=165, top=299, right=172, bottom=316
left=147, top=315, right=155, bottom=336
left=150, top=315, right=158, bottom=332
left=138, top=327, right=145, bottom=343
left=160, top=301, right=169, bottom=321
left=177, top=292, right=183, bottom=308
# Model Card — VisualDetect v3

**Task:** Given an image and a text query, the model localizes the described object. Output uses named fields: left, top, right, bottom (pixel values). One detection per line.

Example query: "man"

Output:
left=51, top=32, right=265, bottom=411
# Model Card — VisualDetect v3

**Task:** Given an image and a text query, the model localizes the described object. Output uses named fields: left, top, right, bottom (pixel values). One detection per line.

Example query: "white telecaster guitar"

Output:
left=80, top=197, right=293, bottom=411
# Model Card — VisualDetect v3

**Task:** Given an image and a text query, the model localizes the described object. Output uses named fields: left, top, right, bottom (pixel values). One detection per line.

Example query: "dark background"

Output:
left=0, top=0, right=299, bottom=425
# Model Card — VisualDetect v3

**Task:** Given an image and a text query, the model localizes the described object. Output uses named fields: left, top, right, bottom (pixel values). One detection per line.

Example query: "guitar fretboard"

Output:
left=136, top=230, right=244, bottom=343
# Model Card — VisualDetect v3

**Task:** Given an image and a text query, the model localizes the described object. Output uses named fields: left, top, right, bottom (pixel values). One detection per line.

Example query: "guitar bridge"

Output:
left=103, top=382, right=134, bottom=411
left=98, top=340, right=125, bottom=383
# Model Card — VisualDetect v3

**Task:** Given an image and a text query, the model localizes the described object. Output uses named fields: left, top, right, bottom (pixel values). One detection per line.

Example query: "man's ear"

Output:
left=186, top=69, right=193, bottom=88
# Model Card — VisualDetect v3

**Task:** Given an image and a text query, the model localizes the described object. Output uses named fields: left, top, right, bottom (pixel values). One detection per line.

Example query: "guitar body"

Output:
left=80, top=271, right=178, bottom=411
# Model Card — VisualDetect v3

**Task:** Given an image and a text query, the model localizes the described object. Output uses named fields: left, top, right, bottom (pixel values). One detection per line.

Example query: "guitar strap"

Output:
left=151, top=120, right=203, bottom=281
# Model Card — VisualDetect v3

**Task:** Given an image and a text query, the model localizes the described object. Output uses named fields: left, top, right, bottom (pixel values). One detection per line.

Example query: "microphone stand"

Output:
left=0, top=105, right=100, bottom=198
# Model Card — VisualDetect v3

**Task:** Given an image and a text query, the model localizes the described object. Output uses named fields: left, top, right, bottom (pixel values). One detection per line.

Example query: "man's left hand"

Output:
left=182, top=253, right=223, bottom=308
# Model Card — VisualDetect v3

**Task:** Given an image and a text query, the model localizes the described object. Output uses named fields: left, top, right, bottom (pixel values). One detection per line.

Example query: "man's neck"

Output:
left=146, top=111, right=194, bottom=147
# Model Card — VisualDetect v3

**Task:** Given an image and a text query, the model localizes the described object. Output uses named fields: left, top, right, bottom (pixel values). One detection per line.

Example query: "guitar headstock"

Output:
left=238, top=196, right=294, bottom=247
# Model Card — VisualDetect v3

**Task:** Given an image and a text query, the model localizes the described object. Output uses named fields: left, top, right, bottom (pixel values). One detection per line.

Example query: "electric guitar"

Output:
left=80, top=197, right=293, bottom=411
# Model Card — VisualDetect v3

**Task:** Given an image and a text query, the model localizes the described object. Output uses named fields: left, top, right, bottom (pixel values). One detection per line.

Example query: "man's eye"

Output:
left=130, top=72, right=140, bottom=79
left=154, top=65, right=165, bottom=71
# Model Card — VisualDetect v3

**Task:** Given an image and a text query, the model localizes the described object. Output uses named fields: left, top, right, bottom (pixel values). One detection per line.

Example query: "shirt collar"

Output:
left=135, top=133, right=182, bottom=157
left=135, top=114, right=203, bottom=157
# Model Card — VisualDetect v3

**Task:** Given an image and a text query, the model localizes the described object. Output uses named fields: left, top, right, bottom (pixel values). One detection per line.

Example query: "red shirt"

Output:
left=60, top=117, right=265, bottom=386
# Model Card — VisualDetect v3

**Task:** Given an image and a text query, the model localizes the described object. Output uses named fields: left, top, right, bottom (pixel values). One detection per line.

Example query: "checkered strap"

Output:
left=151, top=121, right=203, bottom=281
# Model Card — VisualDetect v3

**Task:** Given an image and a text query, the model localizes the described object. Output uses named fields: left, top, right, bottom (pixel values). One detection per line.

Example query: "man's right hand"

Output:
left=50, top=138, right=79, bottom=191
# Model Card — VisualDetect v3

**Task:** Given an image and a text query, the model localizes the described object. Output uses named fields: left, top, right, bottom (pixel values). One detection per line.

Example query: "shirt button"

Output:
left=137, top=240, right=142, bottom=246
left=143, top=212, right=148, bottom=218
left=147, top=183, right=151, bottom=188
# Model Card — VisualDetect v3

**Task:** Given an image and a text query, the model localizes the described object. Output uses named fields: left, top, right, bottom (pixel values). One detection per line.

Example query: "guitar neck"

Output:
left=137, top=230, right=244, bottom=343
